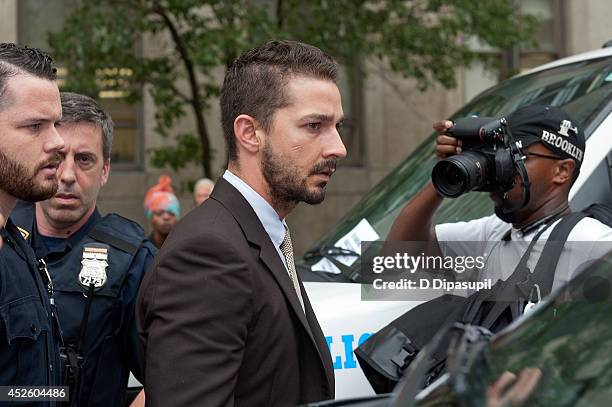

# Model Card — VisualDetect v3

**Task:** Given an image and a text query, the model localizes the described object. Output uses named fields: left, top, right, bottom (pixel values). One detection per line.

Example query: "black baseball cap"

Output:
left=506, top=105, right=585, bottom=171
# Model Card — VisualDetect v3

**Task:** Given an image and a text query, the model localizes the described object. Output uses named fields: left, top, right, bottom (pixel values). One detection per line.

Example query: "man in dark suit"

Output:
left=137, top=40, right=347, bottom=406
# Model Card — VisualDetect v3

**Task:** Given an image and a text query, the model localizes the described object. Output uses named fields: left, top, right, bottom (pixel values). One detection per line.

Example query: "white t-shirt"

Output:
left=435, top=214, right=612, bottom=292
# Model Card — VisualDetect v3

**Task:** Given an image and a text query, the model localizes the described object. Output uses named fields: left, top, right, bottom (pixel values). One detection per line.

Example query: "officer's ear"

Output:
left=100, top=159, right=110, bottom=186
left=552, top=158, right=575, bottom=185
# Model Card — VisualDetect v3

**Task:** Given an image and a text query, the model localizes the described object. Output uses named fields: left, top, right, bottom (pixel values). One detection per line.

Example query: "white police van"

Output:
left=299, top=43, right=612, bottom=399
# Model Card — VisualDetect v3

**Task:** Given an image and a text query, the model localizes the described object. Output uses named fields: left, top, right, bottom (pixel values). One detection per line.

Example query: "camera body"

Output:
left=432, top=117, right=518, bottom=198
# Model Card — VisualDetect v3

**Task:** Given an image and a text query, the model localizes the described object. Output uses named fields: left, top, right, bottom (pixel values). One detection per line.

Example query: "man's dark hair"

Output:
left=60, top=92, right=114, bottom=161
left=220, top=40, right=339, bottom=162
left=0, top=43, right=57, bottom=109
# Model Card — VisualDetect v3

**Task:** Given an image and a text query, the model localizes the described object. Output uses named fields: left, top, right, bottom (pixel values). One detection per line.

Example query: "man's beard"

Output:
left=493, top=183, right=530, bottom=224
left=261, top=142, right=336, bottom=208
left=494, top=204, right=518, bottom=224
left=0, top=149, right=60, bottom=202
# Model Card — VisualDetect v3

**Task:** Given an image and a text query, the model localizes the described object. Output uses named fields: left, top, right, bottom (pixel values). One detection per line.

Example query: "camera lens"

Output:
left=432, top=160, right=469, bottom=197
left=432, top=151, right=489, bottom=198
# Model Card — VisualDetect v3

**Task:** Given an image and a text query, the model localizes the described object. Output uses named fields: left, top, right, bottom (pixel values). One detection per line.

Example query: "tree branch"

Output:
left=169, top=84, right=192, bottom=104
left=276, top=0, right=284, bottom=30
left=152, top=0, right=212, bottom=176
left=210, top=2, right=238, bottom=68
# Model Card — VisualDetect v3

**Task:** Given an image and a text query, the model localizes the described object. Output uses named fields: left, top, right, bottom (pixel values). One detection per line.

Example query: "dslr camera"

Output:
left=432, top=116, right=525, bottom=198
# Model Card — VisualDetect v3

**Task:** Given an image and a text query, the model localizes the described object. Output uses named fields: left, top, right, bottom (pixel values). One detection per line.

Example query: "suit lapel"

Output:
left=257, top=235, right=317, bottom=339
left=299, top=278, right=336, bottom=391
left=211, top=178, right=331, bottom=377
left=257, top=233, right=335, bottom=393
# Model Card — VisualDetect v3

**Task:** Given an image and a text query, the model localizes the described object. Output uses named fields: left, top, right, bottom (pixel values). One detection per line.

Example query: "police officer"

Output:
left=0, top=43, right=64, bottom=405
left=12, top=92, right=156, bottom=406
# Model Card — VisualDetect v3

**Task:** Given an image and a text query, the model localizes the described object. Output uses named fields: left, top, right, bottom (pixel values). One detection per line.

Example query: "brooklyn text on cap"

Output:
left=507, top=104, right=585, bottom=165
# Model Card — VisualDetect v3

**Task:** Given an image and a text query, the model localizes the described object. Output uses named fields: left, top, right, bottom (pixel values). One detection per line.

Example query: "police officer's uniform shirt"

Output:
left=436, top=214, right=612, bottom=292
left=39, top=235, right=66, bottom=253
left=11, top=202, right=156, bottom=407
left=32, top=209, right=99, bottom=261
left=0, top=217, right=61, bottom=395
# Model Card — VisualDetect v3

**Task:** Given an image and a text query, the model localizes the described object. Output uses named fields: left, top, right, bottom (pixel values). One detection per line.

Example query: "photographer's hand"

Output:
left=434, top=120, right=462, bottom=159
left=486, top=368, right=542, bottom=407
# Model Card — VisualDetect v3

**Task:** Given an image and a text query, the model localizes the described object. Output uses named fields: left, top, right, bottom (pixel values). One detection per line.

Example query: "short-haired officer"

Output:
left=12, top=92, right=156, bottom=406
left=0, top=43, right=64, bottom=402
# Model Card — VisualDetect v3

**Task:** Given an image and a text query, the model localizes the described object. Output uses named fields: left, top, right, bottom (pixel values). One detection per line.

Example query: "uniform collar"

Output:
left=0, top=222, right=8, bottom=239
left=32, top=208, right=102, bottom=257
left=1, top=217, right=24, bottom=244
left=1, top=217, right=38, bottom=264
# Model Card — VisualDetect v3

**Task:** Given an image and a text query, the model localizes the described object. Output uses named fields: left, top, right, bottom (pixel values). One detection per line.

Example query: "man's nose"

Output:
left=44, top=124, right=65, bottom=154
left=59, top=157, right=76, bottom=184
left=324, top=128, right=347, bottom=160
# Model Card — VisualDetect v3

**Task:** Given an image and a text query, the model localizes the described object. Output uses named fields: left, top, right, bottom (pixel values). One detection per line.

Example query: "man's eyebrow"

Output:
left=19, top=114, right=62, bottom=124
left=301, top=113, right=344, bottom=123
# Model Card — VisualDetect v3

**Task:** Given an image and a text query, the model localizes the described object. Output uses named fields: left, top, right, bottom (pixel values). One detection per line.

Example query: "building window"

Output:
left=18, top=0, right=142, bottom=168
left=519, top=0, right=559, bottom=70
left=463, top=0, right=560, bottom=103
left=98, top=98, right=141, bottom=166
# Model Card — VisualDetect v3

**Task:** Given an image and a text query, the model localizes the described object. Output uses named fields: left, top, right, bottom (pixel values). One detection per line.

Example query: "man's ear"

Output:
left=553, top=158, right=576, bottom=185
left=234, top=114, right=262, bottom=154
left=100, top=159, right=110, bottom=187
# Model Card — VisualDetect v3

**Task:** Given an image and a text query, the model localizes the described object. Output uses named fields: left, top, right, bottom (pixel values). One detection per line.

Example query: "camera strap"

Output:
left=502, top=118, right=531, bottom=209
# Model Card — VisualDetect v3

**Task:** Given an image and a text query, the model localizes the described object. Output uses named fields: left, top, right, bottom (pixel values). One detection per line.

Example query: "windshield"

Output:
left=300, top=56, right=612, bottom=275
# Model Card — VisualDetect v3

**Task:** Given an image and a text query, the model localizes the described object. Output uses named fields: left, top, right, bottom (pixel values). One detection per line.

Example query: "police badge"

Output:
left=79, top=243, right=110, bottom=291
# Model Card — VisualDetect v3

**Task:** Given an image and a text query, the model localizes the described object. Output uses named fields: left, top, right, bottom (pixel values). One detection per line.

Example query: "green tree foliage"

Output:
left=49, top=0, right=535, bottom=177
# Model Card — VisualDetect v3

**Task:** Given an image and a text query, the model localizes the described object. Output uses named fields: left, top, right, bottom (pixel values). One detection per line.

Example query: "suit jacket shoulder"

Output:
left=137, top=178, right=334, bottom=407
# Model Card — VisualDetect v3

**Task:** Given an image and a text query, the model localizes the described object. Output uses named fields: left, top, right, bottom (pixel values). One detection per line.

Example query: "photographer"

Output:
left=354, top=104, right=612, bottom=394
left=388, top=104, right=612, bottom=292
